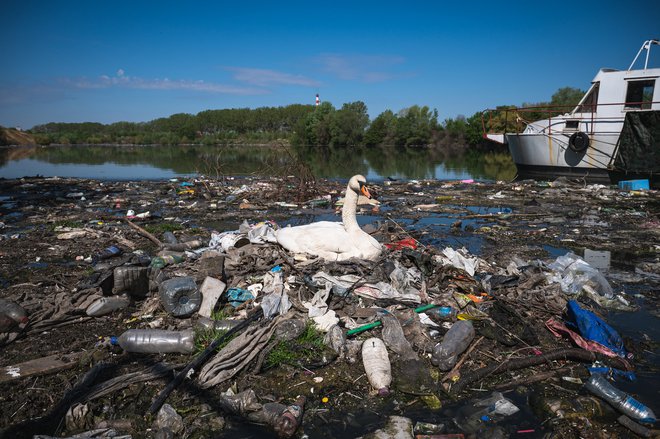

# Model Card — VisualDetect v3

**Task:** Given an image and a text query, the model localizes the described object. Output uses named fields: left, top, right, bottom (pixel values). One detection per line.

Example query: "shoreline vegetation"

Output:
left=0, top=87, right=584, bottom=153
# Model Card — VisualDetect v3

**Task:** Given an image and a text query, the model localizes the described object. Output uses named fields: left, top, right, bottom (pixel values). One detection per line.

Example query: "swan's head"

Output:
left=348, top=174, right=372, bottom=199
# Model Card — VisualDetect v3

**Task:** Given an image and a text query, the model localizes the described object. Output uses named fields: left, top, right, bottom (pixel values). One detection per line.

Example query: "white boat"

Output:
left=484, top=40, right=660, bottom=185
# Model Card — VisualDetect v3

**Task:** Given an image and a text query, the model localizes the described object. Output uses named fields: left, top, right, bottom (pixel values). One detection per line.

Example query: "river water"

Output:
left=0, top=144, right=516, bottom=182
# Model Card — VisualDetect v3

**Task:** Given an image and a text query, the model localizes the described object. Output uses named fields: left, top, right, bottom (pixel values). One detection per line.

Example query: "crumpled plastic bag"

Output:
left=248, top=268, right=291, bottom=318
left=547, top=252, right=614, bottom=298
left=436, top=247, right=479, bottom=276
left=239, top=220, right=278, bottom=244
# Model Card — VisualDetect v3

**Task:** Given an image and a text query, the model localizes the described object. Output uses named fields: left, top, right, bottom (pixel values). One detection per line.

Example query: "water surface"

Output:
left=0, top=144, right=516, bottom=182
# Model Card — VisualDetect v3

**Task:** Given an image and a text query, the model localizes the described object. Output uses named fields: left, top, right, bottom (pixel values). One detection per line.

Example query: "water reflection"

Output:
left=0, top=145, right=516, bottom=182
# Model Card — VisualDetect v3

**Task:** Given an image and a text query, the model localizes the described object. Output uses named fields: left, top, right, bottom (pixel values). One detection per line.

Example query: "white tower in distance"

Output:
left=315, top=93, right=320, bottom=106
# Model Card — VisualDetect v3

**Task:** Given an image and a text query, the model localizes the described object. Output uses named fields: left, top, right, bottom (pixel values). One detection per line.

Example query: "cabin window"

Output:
left=565, top=120, right=579, bottom=130
left=577, top=83, right=599, bottom=113
left=625, top=79, right=655, bottom=110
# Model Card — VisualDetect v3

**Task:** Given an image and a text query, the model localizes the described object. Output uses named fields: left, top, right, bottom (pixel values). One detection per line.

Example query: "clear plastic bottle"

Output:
left=362, top=337, right=392, bottom=396
left=431, top=320, right=475, bottom=371
left=111, top=328, right=194, bottom=354
left=0, top=298, right=28, bottom=331
left=585, top=373, right=656, bottom=423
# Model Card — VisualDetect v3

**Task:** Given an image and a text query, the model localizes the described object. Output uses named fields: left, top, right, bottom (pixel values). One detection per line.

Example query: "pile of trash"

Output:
left=0, top=175, right=658, bottom=439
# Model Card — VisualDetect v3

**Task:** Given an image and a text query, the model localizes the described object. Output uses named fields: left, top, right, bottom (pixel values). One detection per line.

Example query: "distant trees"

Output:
left=24, top=86, right=585, bottom=151
left=30, top=104, right=316, bottom=146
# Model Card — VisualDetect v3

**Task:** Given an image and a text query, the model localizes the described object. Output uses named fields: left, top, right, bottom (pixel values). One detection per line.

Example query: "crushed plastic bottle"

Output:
left=111, top=328, right=194, bottom=354
left=159, top=276, right=202, bottom=317
left=86, top=295, right=130, bottom=317
left=381, top=313, right=417, bottom=360
left=195, top=316, right=243, bottom=332
left=431, top=320, right=475, bottom=371
left=0, top=298, right=28, bottom=331
left=362, top=337, right=392, bottom=396
left=585, top=373, right=656, bottom=423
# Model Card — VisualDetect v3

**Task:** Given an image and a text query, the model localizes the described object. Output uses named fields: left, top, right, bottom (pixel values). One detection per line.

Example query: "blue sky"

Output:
left=1, top=1, right=659, bottom=129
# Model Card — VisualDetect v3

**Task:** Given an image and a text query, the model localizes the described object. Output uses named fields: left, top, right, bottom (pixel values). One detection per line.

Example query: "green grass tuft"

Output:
left=265, top=320, right=325, bottom=369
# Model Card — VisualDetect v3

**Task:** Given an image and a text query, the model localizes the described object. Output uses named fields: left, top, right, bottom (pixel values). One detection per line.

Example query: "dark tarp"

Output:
left=612, top=110, right=660, bottom=173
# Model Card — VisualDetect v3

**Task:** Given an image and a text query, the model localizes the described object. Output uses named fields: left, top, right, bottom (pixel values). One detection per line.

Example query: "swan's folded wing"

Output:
left=275, top=222, right=354, bottom=257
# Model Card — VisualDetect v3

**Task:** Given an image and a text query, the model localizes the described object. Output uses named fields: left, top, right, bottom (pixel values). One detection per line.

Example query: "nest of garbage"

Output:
left=0, top=175, right=658, bottom=439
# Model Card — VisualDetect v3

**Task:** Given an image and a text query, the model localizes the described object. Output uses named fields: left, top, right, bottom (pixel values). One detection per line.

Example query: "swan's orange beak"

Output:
left=360, top=183, right=372, bottom=199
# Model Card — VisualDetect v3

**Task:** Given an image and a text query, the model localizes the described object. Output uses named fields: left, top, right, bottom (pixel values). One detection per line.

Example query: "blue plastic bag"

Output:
left=566, top=300, right=627, bottom=357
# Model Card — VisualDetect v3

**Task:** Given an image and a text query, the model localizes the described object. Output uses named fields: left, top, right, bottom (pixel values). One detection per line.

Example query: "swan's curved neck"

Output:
left=342, top=184, right=360, bottom=232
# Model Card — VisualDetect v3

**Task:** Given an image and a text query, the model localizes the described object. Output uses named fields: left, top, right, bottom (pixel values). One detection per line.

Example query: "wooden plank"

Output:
left=0, top=352, right=83, bottom=383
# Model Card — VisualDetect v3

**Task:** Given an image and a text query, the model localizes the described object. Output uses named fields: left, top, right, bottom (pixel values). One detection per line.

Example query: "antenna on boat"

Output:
left=628, top=39, right=659, bottom=71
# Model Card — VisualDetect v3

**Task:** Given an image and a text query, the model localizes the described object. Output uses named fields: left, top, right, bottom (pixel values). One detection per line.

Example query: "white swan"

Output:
left=275, top=175, right=383, bottom=261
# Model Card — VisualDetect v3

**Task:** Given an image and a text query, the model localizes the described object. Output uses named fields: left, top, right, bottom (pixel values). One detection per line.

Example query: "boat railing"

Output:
left=482, top=100, right=660, bottom=140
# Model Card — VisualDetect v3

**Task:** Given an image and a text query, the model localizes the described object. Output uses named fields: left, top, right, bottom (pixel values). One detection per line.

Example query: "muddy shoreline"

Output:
left=0, top=175, right=658, bottom=438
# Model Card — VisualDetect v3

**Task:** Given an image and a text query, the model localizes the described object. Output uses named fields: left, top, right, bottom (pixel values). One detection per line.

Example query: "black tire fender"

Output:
left=568, top=131, right=590, bottom=153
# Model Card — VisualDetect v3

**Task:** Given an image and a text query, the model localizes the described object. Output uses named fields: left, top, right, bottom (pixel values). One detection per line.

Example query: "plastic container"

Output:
left=150, top=254, right=185, bottom=269
left=86, top=295, right=130, bottom=317
left=431, top=320, right=475, bottom=371
left=618, top=179, right=649, bottom=191
left=113, top=266, right=149, bottom=297
left=112, top=328, right=194, bottom=354
left=0, top=298, right=28, bottom=331
left=585, top=373, right=656, bottom=423
left=362, top=337, right=392, bottom=396
left=159, top=276, right=202, bottom=317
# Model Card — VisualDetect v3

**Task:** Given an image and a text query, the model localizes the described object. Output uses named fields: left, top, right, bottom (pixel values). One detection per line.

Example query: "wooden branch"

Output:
left=442, top=336, right=484, bottom=383
left=125, top=219, right=162, bottom=247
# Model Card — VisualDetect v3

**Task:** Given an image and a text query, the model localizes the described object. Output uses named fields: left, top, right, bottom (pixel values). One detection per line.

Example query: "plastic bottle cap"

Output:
left=110, top=336, right=119, bottom=346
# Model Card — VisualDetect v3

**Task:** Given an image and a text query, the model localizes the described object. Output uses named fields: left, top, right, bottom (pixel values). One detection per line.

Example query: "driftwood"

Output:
left=0, top=352, right=85, bottom=383
left=450, top=348, right=632, bottom=395
left=493, top=366, right=574, bottom=390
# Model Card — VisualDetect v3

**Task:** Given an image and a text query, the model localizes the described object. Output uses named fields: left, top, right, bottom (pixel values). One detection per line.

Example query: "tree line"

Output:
left=24, top=87, right=585, bottom=150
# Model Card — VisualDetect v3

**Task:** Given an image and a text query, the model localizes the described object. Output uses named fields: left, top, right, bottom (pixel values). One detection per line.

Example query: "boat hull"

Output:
left=506, top=132, right=620, bottom=182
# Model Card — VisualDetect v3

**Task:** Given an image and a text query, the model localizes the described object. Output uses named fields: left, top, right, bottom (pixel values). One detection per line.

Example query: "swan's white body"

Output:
left=275, top=175, right=382, bottom=261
